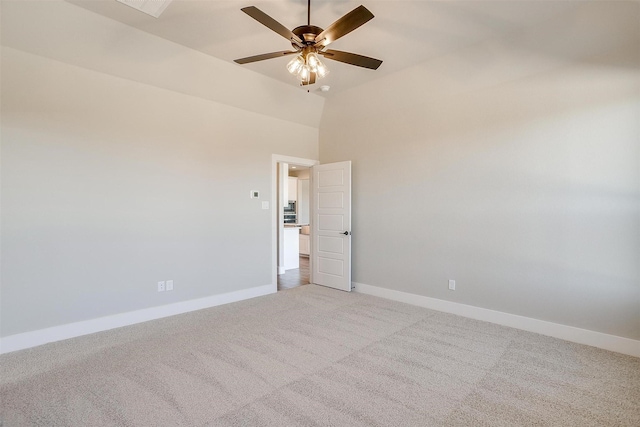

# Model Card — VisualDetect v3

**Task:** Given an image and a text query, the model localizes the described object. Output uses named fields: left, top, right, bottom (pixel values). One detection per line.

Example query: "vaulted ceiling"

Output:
left=67, top=0, right=583, bottom=97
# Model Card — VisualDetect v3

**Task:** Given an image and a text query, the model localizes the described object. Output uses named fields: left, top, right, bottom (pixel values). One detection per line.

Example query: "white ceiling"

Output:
left=67, top=0, right=584, bottom=97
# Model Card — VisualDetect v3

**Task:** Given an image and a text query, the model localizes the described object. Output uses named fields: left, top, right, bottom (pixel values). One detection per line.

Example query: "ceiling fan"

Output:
left=234, top=0, right=383, bottom=86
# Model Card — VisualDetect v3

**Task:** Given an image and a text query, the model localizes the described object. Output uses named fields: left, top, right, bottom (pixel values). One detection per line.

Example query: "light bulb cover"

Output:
left=298, top=64, right=311, bottom=83
left=287, top=55, right=305, bottom=75
left=316, top=62, right=329, bottom=78
left=307, top=52, right=321, bottom=71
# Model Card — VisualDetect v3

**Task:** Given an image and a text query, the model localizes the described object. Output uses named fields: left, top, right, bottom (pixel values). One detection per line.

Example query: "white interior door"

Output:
left=311, top=161, right=352, bottom=291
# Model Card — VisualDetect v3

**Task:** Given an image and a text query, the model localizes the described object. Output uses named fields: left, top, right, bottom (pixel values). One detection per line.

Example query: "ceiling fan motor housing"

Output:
left=292, top=25, right=324, bottom=45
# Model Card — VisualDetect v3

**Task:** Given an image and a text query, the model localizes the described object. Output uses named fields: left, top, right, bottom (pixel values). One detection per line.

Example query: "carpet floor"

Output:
left=1, top=285, right=639, bottom=426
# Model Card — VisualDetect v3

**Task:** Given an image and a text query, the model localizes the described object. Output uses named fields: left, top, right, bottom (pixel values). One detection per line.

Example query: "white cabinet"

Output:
left=299, top=234, right=310, bottom=256
left=288, top=177, right=298, bottom=202
left=284, top=227, right=300, bottom=270
left=297, top=179, right=309, bottom=224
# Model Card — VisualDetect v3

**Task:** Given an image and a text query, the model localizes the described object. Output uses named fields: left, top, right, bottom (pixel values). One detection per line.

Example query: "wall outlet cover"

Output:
left=157, top=281, right=165, bottom=292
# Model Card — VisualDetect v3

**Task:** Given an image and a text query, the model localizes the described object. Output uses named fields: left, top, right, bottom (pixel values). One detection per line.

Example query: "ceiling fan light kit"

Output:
left=234, top=0, right=382, bottom=87
left=287, top=47, right=329, bottom=84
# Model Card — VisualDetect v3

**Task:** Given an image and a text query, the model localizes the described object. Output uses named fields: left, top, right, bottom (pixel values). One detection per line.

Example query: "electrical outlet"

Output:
left=166, top=280, right=174, bottom=291
left=448, top=279, right=456, bottom=291
left=157, top=281, right=165, bottom=292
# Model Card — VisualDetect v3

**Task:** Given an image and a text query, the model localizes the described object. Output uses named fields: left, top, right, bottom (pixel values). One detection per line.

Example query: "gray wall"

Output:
left=2, top=1, right=638, bottom=343
left=1, top=47, right=319, bottom=337
left=320, top=2, right=640, bottom=339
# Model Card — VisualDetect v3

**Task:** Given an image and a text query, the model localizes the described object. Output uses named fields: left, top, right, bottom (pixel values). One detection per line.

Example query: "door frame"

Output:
left=271, top=154, right=319, bottom=292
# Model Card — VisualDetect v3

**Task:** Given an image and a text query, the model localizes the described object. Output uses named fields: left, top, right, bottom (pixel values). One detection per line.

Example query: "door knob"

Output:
left=342, top=231, right=351, bottom=235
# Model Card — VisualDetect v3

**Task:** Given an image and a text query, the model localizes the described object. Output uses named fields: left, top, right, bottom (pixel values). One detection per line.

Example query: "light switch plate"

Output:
left=166, top=280, right=174, bottom=291
left=251, top=190, right=259, bottom=199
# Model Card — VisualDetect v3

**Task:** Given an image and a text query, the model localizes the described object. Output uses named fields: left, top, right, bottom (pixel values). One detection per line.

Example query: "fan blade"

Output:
left=234, top=51, right=298, bottom=64
left=314, top=5, right=374, bottom=47
left=241, top=7, right=303, bottom=45
left=320, top=49, right=382, bottom=70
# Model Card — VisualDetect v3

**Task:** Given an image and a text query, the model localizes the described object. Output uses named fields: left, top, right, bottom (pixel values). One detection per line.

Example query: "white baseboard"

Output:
left=0, top=284, right=275, bottom=355
left=353, top=282, right=640, bottom=358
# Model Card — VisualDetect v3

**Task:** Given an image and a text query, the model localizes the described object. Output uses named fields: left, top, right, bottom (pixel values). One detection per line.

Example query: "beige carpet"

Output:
left=1, top=285, right=639, bottom=426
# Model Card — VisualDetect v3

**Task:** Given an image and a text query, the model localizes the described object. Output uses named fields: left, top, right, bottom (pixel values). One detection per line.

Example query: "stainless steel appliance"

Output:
left=284, top=201, right=296, bottom=224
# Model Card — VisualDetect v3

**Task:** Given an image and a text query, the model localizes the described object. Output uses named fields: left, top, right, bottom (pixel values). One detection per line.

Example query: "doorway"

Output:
left=271, top=155, right=318, bottom=292
left=278, top=164, right=311, bottom=290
